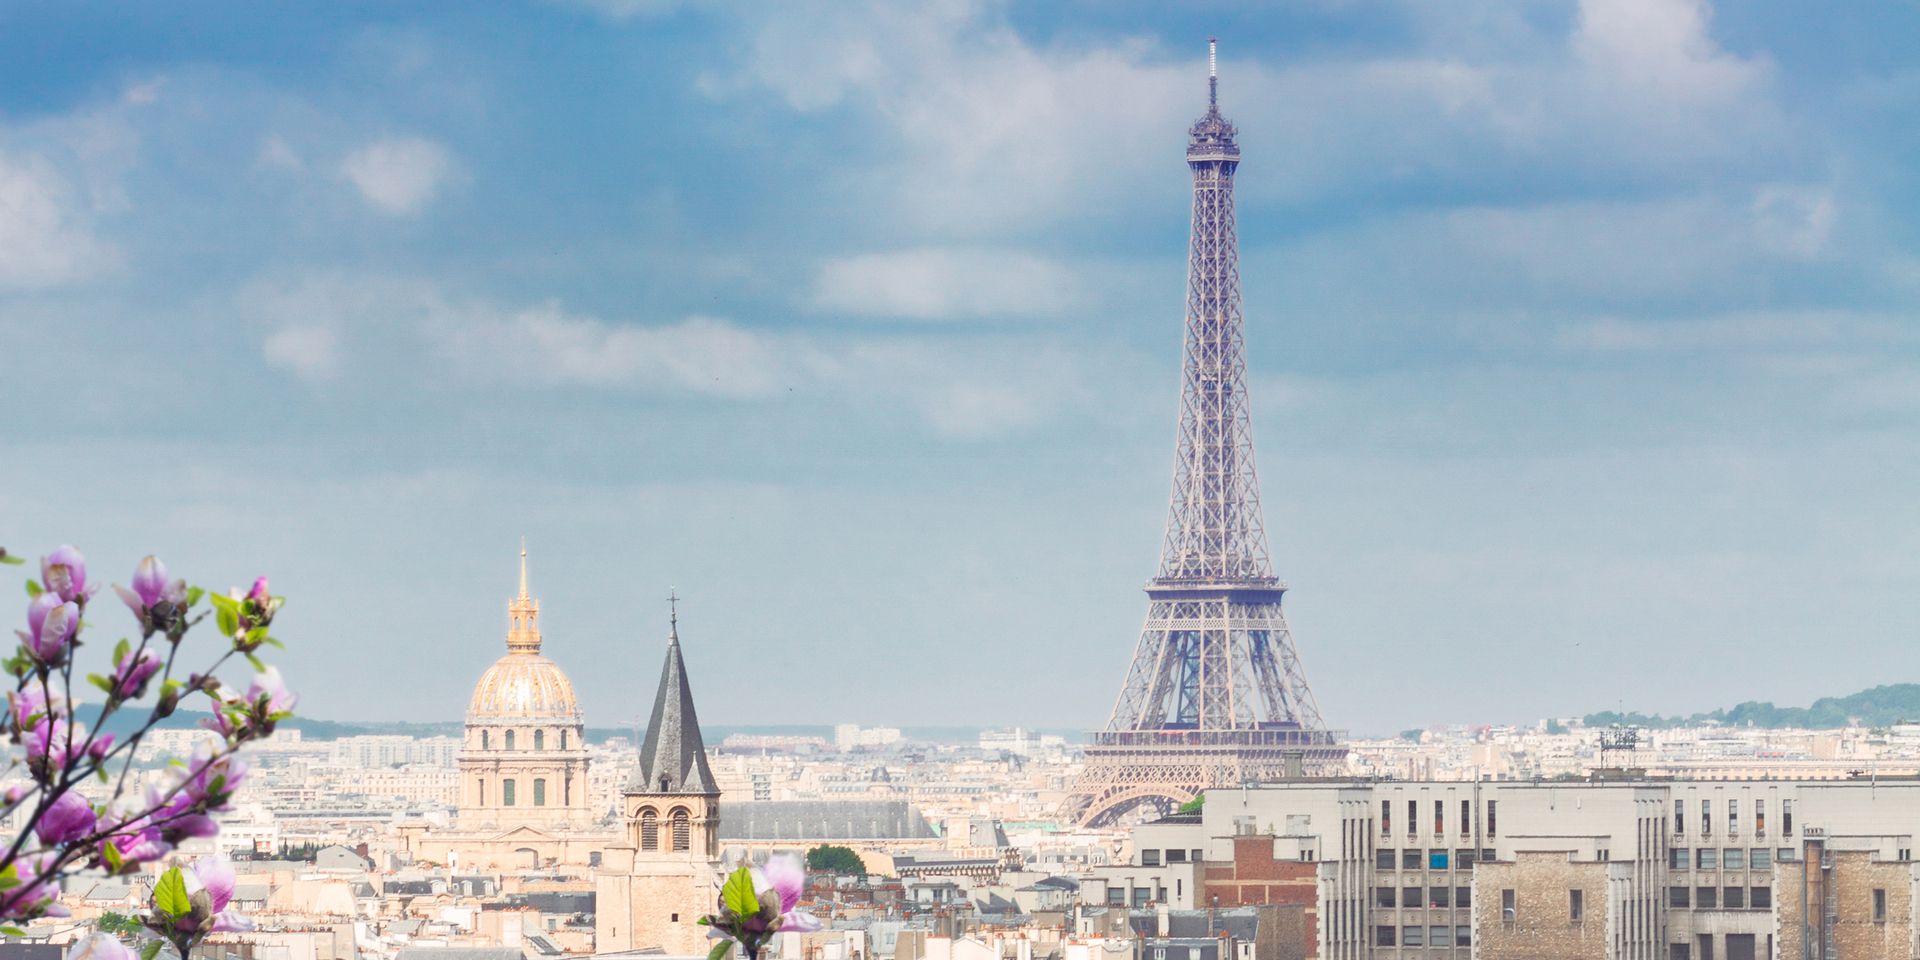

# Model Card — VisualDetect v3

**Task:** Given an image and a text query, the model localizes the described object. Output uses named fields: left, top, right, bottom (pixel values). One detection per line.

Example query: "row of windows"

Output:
left=1668, top=848, right=1789, bottom=870
left=1668, top=886, right=1773, bottom=909
left=1139, top=849, right=1204, bottom=866
left=1674, top=798, right=1789, bottom=838
left=1376, top=849, right=1497, bottom=871
left=1381, top=800, right=1497, bottom=839
left=1375, top=926, right=1470, bottom=947
left=478, top=729, right=570, bottom=751
left=637, top=807, right=693, bottom=852
left=1376, top=887, right=1471, bottom=909
left=477, top=777, right=565, bottom=806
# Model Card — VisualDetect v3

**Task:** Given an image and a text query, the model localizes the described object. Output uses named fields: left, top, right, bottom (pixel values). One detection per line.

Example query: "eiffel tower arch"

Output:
left=1065, top=41, right=1346, bottom=829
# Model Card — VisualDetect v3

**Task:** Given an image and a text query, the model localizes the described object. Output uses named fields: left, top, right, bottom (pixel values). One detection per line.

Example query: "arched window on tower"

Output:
left=640, top=809, right=658, bottom=850
left=560, top=729, right=568, bottom=750
left=505, top=730, right=516, bottom=751
left=481, top=730, right=489, bottom=750
left=535, top=730, right=545, bottom=751
left=671, top=807, right=691, bottom=852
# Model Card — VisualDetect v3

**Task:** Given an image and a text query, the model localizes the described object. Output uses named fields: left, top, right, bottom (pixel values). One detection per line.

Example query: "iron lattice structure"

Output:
left=1065, top=46, right=1347, bottom=828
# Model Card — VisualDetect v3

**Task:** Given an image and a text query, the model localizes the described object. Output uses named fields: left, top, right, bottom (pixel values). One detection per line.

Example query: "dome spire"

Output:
left=1209, top=36, right=1217, bottom=107
left=507, top=544, right=542, bottom=655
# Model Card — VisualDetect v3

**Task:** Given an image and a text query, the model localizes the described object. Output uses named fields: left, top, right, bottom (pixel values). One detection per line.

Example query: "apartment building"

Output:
left=1117, top=779, right=1920, bottom=960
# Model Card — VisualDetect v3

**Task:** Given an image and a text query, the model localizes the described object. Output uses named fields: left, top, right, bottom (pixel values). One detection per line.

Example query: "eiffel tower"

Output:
left=1065, top=41, right=1347, bottom=828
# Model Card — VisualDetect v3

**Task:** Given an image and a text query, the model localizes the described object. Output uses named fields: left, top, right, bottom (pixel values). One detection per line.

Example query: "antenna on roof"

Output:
left=1208, top=37, right=1218, bottom=106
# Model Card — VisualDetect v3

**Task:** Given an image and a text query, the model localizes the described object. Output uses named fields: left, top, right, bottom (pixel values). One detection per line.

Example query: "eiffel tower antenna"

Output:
left=1064, top=40, right=1346, bottom=827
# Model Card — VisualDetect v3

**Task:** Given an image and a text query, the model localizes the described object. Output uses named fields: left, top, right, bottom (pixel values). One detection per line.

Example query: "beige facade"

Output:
left=1474, top=853, right=1609, bottom=960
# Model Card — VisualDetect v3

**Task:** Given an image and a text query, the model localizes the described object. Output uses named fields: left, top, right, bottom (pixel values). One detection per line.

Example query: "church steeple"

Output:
left=507, top=545, right=542, bottom=655
left=628, top=604, right=717, bottom=796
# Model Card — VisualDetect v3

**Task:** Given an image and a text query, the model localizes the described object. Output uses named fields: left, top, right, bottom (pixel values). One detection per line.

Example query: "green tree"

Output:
left=806, top=845, right=867, bottom=876
left=1176, top=794, right=1204, bottom=814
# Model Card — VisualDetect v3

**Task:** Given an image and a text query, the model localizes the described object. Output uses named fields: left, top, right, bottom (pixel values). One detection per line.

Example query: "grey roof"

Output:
left=523, top=934, right=564, bottom=956
left=626, top=617, right=718, bottom=796
left=396, top=950, right=524, bottom=960
left=720, top=801, right=940, bottom=841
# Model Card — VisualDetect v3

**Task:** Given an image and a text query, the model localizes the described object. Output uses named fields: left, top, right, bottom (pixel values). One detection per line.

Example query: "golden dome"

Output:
left=468, top=652, right=582, bottom=721
left=466, top=548, right=583, bottom=722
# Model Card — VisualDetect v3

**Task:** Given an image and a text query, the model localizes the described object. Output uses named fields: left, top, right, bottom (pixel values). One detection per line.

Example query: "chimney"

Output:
left=1156, top=903, right=1169, bottom=938
left=1282, top=750, right=1304, bottom=780
left=356, top=843, right=370, bottom=858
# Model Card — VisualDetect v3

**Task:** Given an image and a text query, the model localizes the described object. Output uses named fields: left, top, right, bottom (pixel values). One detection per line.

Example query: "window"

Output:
left=1408, top=801, right=1417, bottom=837
left=535, top=730, right=545, bottom=751
left=1501, top=889, right=1516, bottom=921
left=1107, top=888, right=1125, bottom=906
left=1401, top=926, right=1423, bottom=947
left=1429, top=887, right=1450, bottom=908
left=1698, top=934, right=1715, bottom=960
left=1697, top=848, right=1717, bottom=869
left=479, top=779, right=486, bottom=805
left=1671, top=887, right=1691, bottom=908
left=1382, top=801, right=1391, bottom=836
left=1750, top=887, right=1770, bottom=908
left=533, top=778, right=546, bottom=806
left=1377, top=849, right=1396, bottom=871
left=560, top=729, right=568, bottom=750
left=1454, top=926, right=1470, bottom=948
left=1874, top=888, right=1886, bottom=922
left=1675, top=799, right=1685, bottom=834
left=1461, top=799, right=1471, bottom=837
left=1570, top=889, right=1584, bottom=921
left=1404, top=849, right=1422, bottom=870
left=1456, top=848, right=1477, bottom=868
left=1191, top=849, right=1202, bottom=863
left=1132, top=888, right=1150, bottom=907
left=1487, top=801, right=1497, bottom=838
left=1702, top=799, right=1711, bottom=836
left=1376, top=887, right=1396, bottom=908
left=1723, top=886, right=1744, bottom=909
left=1429, top=926, right=1449, bottom=947
left=1670, top=944, right=1691, bottom=960
left=482, top=730, right=489, bottom=750
left=640, top=809, right=658, bottom=849
left=1455, top=886, right=1471, bottom=909
left=502, top=779, right=516, bottom=806
left=1750, top=848, right=1770, bottom=869
left=1429, top=849, right=1449, bottom=870
left=1671, top=848, right=1689, bottom=870
left=1142, top=849, right=1161, bottom=867
left=1403, top=887, right=1421, bottom=909
left=1778, top=848, right=1795, bottom=862
left=1782, top=800, right=1792, bottom=837
left=1375, top=927, right=1395, bottom=947
left=671, top=808, right=691, bottom=852
left=1696, top=887, right=1717, bottom=909
left=1482, top=847, right=1497, bottom=862
left=1729, top=799, right=1739, bottom=836
left=1723, top=848, right=1744, bottom=869
left=1166, top=849, right=1187, bottom=863
left=1755, top=799, right=1765, bottom=837
left=505, top=730, right=516, bottom=751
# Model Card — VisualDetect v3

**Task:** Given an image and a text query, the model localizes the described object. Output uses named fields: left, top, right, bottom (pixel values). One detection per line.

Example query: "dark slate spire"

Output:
left=628, top=605, right=718, bottom=795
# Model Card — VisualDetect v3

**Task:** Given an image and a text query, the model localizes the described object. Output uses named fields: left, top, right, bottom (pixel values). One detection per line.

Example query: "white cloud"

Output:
left=473, top=307, right=793, bottom=398
left=0, top=149, right=106, bottom=291
left=1751, top=185, right=1836, bottom=259
left=810, top=248, right=1079, bottom=320
left=263, top=324, right=341, bottom=380
left=341, top=136, right=452, bottom=215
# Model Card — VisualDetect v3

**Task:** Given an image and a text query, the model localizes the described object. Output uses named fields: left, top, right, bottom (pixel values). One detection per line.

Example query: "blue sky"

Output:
left=2, top=0, right=1917, bottom=735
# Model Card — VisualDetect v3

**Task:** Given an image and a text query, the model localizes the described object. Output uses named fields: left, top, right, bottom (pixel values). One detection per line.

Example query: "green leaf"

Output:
left=185, top=586, right=204, bottom=608
left=215, top=604, right=238, bottom=638
left=0, top=926, right=25, bottom=937
left=97, top=767, right=108, bottom=783
left=720, top=867, right=760, bottom=918
left=264, top=636, right=285, bottom=650
left=24, top=580, right=41, bottom=598
left=102, top=840, right=124, bottom=874
left=141, top=940, right=164, bottom=960
left=707, top=940, right=734, bottom=960
left=153, top=867, right=191, bottom=916
left=89, top=674, right=115, bottom=694
left=113, top=638, right=130, bottom=663
left=0, top=554, right=23, bottom=565
left=244, top=652, right=265, bottom=672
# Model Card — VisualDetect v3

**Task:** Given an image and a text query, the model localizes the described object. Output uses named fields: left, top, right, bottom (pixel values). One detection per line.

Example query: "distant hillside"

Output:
left=1584, top=684, right=1920, bottom=730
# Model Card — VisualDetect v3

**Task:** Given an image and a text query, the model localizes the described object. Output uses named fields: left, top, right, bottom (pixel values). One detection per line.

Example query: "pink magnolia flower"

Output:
left=68, top=933, right=135, bottom=960
left=10, top=684, right=66, bottom=727
left=27, top=716, right=75, bottom=768
left=88, top=732, right=117, bottom=762
left=183, top=741, right=248, bottom=809
left=246, top=577, right=269, bottom=602
left=1, top=851, right=67, bottom=919
left=41, top=545, right=96, bottom=602
left=111, top=647, right=162, bottom=698
left=22, top=593, right=78, bottom=660
left=757, top=854, right=822, bottom=932
left=133, top=556, right=180, bottom=606
left=35, top=789, right=98, bottom=845
left=194, top=856, right=236, bottom=913
left=247, top=666, right=297, bottom=714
